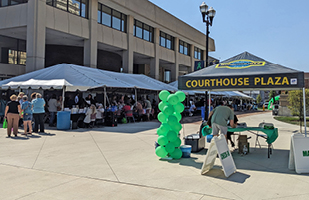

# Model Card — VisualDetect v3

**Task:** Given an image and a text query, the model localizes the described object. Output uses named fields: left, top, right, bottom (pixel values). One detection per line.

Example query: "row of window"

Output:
left=46, top=0, right=88, bottom=18
left=0, top=35, right=27, bottom=66
left=1, top=1, right=202, bottom=59
left=97, top=3, right=126, bottom=32
left=0, top=0, right=27, bottom=7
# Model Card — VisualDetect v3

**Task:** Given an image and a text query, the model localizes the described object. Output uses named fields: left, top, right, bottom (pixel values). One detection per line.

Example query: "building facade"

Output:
left=0, top=0, right=215, bottom=82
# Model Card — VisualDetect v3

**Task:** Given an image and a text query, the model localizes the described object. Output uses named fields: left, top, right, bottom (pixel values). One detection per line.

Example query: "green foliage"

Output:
left=256, top=94, right=262, bottom=104
left=288, top=90, right=309, bottom=116
left=288, top=89, right=309, bottom=132
left=268, top=90, right=276, bottom=101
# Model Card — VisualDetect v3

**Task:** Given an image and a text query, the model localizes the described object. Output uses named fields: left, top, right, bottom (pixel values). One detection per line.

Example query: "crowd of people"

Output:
left=4, top=92, right=50, bottom=137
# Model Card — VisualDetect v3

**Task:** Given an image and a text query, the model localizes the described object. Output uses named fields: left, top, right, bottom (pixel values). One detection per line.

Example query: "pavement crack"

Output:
left=89, top=132, right=120, bottom=182
left=31, top=137, right=47, bottom=169
left=15, top=177, right=81, bottom=200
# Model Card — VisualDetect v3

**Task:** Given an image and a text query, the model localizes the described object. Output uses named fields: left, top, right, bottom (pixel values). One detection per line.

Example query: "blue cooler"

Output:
left=57, top=111, right=71, bottom=130
left=180, top=145, right=192, bottom=158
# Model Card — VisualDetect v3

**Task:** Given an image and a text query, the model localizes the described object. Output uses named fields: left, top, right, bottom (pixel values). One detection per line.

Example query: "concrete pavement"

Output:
left=0, top=112, right=308, bottom=200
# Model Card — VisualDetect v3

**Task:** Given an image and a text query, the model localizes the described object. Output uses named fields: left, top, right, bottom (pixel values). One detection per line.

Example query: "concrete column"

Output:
left=26, top=0, right=46, bottom=72
left=203, top=49, right=206, bottom=68
left=150, top=28, right=160, bottom=79
left=123, top=15, right=134, bottom=74
left=84, top=0, right=98, bottom=68
left=189, top=45, right=195, bottom=73
left=171, top=37, right=179, bottom=82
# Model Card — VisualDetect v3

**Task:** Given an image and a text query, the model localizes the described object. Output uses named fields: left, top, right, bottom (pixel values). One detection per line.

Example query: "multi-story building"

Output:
left=0, top=0, right=215, bottom=82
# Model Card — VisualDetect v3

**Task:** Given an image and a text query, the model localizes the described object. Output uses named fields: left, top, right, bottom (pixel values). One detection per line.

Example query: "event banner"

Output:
left=178, top=72, right=304, bottom=90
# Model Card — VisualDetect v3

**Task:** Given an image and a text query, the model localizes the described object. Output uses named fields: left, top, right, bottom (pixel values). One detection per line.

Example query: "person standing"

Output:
left=21, top=95, right=32, bottom=135
left=4, top=95, right=21, bottom=137
left=209, top=102, right=236, bottom=141
left=32, top=93, right=45, bottom=133
left=48, top=94, right=59, bottom=127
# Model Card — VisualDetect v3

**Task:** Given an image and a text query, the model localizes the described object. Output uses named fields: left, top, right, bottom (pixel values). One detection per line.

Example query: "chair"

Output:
left=125, top=110, right=135, bottom=123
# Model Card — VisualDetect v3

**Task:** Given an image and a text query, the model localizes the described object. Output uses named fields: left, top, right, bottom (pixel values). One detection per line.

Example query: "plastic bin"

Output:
left=57, top=111, right=71, bottom=130
left=180, top=145, right=192, bottom=158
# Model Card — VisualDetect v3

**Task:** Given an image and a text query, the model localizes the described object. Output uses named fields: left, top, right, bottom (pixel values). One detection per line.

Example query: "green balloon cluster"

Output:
left=155, top=90, right=186, bottom=160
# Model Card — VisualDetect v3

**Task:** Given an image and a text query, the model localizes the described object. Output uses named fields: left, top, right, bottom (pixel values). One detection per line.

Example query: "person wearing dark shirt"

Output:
left=4, top=95, right=21, bottom=137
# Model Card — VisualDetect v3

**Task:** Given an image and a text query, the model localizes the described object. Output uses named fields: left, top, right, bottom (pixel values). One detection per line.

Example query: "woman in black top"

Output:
left=4, top=94, right=21, bottom=137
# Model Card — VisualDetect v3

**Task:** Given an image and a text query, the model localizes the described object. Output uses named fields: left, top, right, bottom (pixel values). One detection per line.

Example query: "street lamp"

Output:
left=200, top=2, right=216, bottom=67
left=200, top=2, right=216, bottom=120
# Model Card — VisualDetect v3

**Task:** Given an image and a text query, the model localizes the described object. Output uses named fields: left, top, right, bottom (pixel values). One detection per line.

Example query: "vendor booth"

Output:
left=178, top=51, right=307, bottom=174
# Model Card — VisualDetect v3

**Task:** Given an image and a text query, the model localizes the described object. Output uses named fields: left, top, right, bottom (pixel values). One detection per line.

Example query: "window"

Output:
left=0, top=0, right=27, bottom=7
left=179, top=40, right=190, bottom=56
left=98, top=3, right=127, bottom=32
left=164, top=70, right=171, bottom=83
left=46, top=0, right=88, bottom=18
left=194, top=47, right=203, bottom=60
left=0, top=35, right=26, bottom=66
left=160, top=32, right=174, bottom=50
left=134, top=20, right=154, bottom=42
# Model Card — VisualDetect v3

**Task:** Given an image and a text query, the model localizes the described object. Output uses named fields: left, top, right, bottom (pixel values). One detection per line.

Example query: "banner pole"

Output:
left=303, top=87, right=307, bottom=136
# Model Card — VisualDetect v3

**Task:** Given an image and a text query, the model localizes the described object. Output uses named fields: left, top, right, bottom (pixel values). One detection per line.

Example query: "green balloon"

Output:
left=158, top=135, right=169, bottom=146
left=155, top=146, right=168, bottom=158
left=158, top=112, right=168, bottom=123
left=166, top=130, right=178, bottom=142
left=160, top=123, right=170, bottom=133
left=171, top=122, right=182, bottom=132
left=157, top=127, right=165, bottom=136
left=175, top=91, right=186, bottom=102
left=174, top=103, right=185, bottom=113
left=159, top=90, right=170, bottom=101
left=172, top=137, right=182, bottom=147
left=165, top=142, right=175, bottom=153
left=167, top=115, right=178, bottom=127
left=170, top=148, right=182, bottom=159
left=167, top=94, right=179, bottom=105
left=163, top=105, right=175, bottom=116
left=173, top=112, right=182, bottom=122
left=158, top=101, right=168, bottom=111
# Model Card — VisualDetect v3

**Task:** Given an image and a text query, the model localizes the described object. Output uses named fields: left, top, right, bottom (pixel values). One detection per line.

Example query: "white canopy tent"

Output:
left=0, top=64, right=178, bottom=108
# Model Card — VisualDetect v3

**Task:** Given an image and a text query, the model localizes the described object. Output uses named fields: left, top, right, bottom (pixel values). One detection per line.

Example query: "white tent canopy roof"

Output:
left=0, top=64, right=177, bottom=92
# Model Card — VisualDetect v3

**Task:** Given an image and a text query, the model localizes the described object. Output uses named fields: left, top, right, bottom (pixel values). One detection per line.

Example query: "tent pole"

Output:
left=205, top=91, right=208, bottom=120
left=208, top=91, right=211, bottom=115
left=62, top=86, right=65, bottom=111
left=303, top=87, right=307, bottom=136
left=135, top=87, right=137, bottom=105
left=104, top=86, right=107, bottom=109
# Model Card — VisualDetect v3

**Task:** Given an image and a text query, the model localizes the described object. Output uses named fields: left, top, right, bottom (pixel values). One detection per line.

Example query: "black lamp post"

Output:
left=200, top=2, right=216, bottom=120
left=200, top=2, right=216, bottom=67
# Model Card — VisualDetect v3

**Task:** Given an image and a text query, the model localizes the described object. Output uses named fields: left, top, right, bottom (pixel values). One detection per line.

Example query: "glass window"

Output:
left=194, top=47, right=203, bottom=60
left=102, top=5, right=112, bottom=26
left=46, top=0, right=88, bottom=18
left=112, top=10, right=121, bottom=30
left=135, top=20, right=143, bottom=39
left=98, top=3, right=126, bottom=32
left=81, top=0, right=87, bottom=18
left=70, top=0, right=81, bottom=15
left=1, top=0, right=9, bottom=6
left=55, top=0, right=67, bottom=11
left=1, top=0, right=27, bottom=7
left=0, top=35, right=26, bottom=66
left=179, top=40, right=190, bottom=56
left=134, top=20, right=154, bottom=42
left=160, top=31, right=174, bottom=50
left=97, top=6, right=101, bottom=23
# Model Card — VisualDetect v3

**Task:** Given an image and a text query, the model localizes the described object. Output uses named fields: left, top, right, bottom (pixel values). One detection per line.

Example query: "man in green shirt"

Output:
left=209, top=102, right=236, bottom=141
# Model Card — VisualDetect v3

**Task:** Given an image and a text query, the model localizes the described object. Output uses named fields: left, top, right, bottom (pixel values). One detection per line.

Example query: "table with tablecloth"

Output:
left=202, top=126, right=278, bottom=158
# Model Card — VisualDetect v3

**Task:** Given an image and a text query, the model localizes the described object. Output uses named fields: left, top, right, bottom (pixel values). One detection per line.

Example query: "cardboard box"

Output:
left=238, top=135, right=247, bottom=143
left=238, top=142, right=250, bottom=154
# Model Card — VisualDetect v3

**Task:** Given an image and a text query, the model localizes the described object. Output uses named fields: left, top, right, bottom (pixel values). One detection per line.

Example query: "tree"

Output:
left=256, top=94, right=262, bottom=104
left=268, top=90, right=276, bottom=101
left=288, top=89, right=309, bottom=132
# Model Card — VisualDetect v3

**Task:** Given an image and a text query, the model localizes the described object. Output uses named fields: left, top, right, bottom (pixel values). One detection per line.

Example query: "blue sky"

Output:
left=149, top=0, right=309, bottom=72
